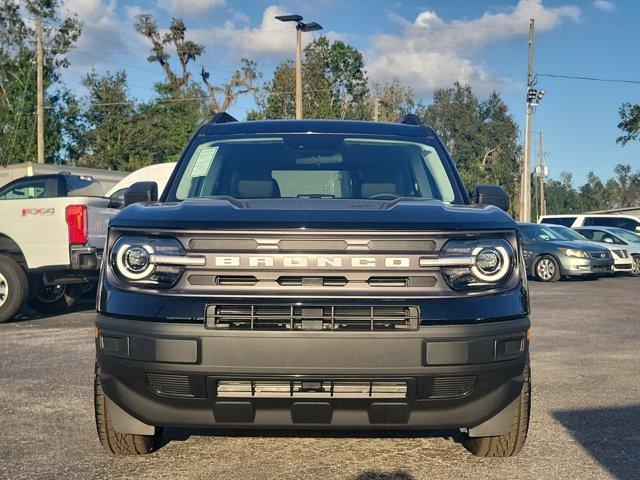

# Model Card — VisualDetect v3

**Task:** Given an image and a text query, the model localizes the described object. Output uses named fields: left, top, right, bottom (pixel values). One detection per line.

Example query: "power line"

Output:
left=537, top=73, right=640, bottom=85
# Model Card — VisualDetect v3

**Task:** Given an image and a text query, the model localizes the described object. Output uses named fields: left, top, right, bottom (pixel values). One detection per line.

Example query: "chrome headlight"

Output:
left=438, top=239, right=515, bottom=290
left=110, top=236, right=193, bottom=287
left=558, top=248, right=587, bottom=258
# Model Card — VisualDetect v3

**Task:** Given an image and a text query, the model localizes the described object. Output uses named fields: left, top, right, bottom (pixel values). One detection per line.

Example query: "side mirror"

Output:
left=603, top=237, right=614, bottom=244
left=124, top=181, right=158, bottom=207
left=473, top=184, right=509, bottom=212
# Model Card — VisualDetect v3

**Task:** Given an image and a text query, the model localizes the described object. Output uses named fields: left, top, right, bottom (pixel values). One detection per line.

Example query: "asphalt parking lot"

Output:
left=1, top=277, right=639, bottom=480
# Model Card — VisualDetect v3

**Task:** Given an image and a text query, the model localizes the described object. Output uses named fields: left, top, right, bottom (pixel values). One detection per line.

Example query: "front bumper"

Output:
left=96, top=314, right=530, bottom=431
left=559, top=256, right=613, bottom=276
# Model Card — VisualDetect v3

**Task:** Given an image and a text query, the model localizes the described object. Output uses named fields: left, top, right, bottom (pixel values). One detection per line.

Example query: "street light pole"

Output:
left=276, top=14, right=323, bottom=120
left=295, top=28, right=302, bottom=119
left=35, top=13, right=45, bottom=164
left=520, top=19, right=535, bottom=222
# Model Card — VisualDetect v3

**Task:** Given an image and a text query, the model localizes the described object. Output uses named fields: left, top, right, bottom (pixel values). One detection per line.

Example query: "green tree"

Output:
left=0, top=0, right=81, bottom=164
left=79, top=70, right=136, bottom=170
left=371, top=78, right=420, bottom=122
left=255, top=37, right=369, bottom=120
left=544, top=172, right=580, bottom=214
left=616, top=103, right=640, bottom=145
left=421, top=83, right=522, bottom=213
left=135, top=14, right=259, bottom=116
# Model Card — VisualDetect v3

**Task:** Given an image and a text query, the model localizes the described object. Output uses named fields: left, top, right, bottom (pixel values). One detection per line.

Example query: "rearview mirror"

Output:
left=603, top=237, right=614, bottom=244
left=124, top=181, right=158, bottom=207
left=473, top=184, right=509, bottom=212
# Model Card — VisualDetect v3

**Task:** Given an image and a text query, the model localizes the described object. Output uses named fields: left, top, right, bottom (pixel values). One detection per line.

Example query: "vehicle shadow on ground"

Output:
left=160, top=428, right=431, bottom=479
left=553, top=404, right=640, bottom=480
left=5, top=300, right=94, bottom=324
left=162, top=426, right=460, bottom=443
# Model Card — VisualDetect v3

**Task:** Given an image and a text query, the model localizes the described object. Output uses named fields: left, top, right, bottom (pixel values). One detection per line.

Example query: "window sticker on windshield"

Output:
left=191, top=147, right=219, bottom=177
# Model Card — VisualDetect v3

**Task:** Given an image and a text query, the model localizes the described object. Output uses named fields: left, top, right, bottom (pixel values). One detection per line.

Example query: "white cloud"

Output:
left=156, top=0, right=225, bottom=16
left=593, top=0, right=616, bottom=12
left=367, top=0, right=581, bottom=93
left=190, top=5, right=343, bottom=58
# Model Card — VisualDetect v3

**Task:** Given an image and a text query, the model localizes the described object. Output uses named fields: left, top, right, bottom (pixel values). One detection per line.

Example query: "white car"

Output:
left=546, top=224, right=632, bottom=274
left=539, top=214, right=640, bottom=233
left=575, top=226, right=640, bottom=276
left=106, top=163, right=176, bottom=208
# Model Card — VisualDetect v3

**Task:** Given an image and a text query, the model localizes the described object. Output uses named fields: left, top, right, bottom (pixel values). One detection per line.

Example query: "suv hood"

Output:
left=110, top=197, right=516, bottom=231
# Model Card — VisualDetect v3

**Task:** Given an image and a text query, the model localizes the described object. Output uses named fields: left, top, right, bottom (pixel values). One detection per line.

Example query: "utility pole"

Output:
left=536, top=131, right=548, bottom=218
left=35, top=13, right=45, bottom=164
left=295, top=28, right=302, bottom=119
left=520, top=18, right=535, bottom=222
left=275, top=15, right=322, bottom=120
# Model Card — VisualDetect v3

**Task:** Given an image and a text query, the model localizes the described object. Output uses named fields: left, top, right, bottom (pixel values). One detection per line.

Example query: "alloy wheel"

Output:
left=632, top=257, right=640, bottom=276
left=0, top=272, right=7, bottom=307
left=536, top=258, right=555, bottom=281
left=35, top=284, right=66, bottom=303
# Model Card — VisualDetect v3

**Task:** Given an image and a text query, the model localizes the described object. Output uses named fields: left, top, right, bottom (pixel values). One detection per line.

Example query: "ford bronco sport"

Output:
left=94, top=113, right=531, bottom=457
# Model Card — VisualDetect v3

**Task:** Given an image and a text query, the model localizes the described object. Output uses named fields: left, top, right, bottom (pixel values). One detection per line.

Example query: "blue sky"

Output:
left=58, top=0, right=640, bottom=185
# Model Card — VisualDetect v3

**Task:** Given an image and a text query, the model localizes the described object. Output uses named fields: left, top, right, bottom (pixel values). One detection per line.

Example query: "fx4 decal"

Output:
left=21, top=207, right=55, bottom=216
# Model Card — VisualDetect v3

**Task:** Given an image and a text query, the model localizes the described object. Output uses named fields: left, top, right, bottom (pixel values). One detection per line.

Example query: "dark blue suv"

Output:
left=94, top=114, right=531, bottom=458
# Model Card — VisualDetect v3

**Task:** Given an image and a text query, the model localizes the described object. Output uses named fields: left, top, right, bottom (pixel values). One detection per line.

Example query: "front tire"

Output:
left=94, top=363, right=162, bottom=455
left=462, top=363, right=531, bottom=457
left=27, top=283, right=81, bottom=314
left=0, top=255, right=28, bottom=323
left=534, top=255, right=560, bottom=282
left=631, top=255, right=640, bottom=277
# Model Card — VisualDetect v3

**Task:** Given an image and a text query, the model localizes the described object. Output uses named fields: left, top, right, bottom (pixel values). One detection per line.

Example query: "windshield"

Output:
left=172, top=135, right=457, bottom=202
left=548, top=225, right=587, bottom=241
left=520, top=224, right=564, bottom=242
left=607, top=227, right=640, bottom=243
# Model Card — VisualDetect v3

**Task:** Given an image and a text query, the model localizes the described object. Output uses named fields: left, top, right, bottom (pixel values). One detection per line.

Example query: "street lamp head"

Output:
left=275, top=14, right=303, bottom=22
left=275, top=14, right=323, bottom=32
left=298, top=21, right=323, bottom=32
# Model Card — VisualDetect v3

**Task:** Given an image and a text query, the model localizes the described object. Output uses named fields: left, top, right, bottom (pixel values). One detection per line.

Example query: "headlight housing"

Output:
left=558, top=247, right=587, bottom=258
left=438, top=238, right=515, bottom=290
left=110, top=236, right=185, bottom=287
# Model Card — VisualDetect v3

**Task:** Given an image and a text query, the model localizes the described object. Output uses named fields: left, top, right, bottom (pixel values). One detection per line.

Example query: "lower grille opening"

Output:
left=367, top=277, right=408, bottom=287
left=207, top=305, right=420, bottom=331
left=147, top=373, right=193, bottom=397
left=431, top=375, right=476, bottom=399
left=217, top=380, right=407, bottom=398
left=277, top=276, right=348, bottom=287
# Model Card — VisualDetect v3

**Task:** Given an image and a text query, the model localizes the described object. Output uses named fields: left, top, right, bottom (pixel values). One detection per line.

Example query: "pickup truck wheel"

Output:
left=94, top=363, right=162, bottom=455
left=27, top=283, right=82, bottom=314
left=0, top=255, right=28, bottom=323
left=534, top=255, right=560, bottom=282
left=462, top=363, right=531, bottom=457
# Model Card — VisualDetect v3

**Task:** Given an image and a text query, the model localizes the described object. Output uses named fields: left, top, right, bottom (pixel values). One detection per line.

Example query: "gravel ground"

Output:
left=1, top=276, right=639, bottom=480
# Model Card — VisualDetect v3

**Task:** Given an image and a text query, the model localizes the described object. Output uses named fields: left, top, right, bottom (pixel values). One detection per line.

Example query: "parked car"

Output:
left=518, top=223, right=613, bottom=281
left=94, top=113, right=532, bottom=458
left=575, top=226, right=640, bottom=276
left=546, top=224, right=632, bottom=275
left=0, top=177, right=119, bottom=322
left=106, top=162, right=176, bottom=208
left=539, top=214, right=640, bottom=233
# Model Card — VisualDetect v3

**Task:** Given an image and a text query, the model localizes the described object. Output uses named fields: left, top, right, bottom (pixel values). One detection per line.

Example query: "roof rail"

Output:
left=210, top=112, right=238, bottom=124
left=400, top=113, right=423, bottom=126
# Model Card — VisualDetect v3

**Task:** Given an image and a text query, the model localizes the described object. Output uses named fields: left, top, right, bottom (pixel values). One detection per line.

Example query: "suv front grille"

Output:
left=206, top=305, right=420, bottom=331
left=216, top=380, right=407, bottom=398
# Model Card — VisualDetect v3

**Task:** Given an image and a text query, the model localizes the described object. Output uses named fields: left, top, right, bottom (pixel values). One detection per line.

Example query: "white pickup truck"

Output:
left=0, top=173, right=118, bottom=322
